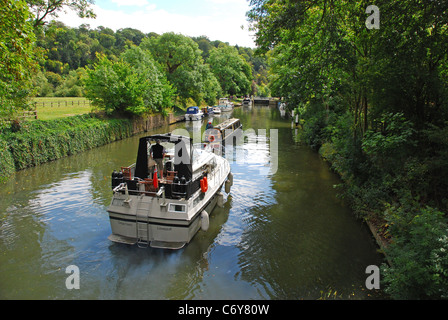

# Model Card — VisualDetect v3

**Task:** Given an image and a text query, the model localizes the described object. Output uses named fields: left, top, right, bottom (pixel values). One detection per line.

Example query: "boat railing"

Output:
left=121, top=164, right=136, bottom=180
left=113, top=181, right=167, bottom=199
left=194, top=142, right=224, bottom=155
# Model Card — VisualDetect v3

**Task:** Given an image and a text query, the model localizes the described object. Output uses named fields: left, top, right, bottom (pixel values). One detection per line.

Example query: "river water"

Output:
left=0, top=105, right=384, bottom=300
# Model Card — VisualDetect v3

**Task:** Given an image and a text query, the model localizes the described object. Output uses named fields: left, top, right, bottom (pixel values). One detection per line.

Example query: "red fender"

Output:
left=153, top=172, right=158, bottom=189
left=200, top=177, right=208, bottom=193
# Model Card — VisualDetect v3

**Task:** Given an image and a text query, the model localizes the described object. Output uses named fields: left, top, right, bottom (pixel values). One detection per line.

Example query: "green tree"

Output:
left=141, top=32, right=218, bottom=106
left=0, top=0, right=37, bottom=123
left=207, top=46, right=252, bottom=96
left=248, top=0, right=448, bottom=299
left=84, top=48, right=174, bottom=116
left=199, top=64, right=222, bottom=105
left=27, top=0, right=96, bottom=29
left=192, top=35, right=213, bottom=60
left=368, top=0, right=448, bottom=128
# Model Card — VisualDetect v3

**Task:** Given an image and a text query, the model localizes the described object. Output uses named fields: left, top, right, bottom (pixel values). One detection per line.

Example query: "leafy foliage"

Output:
left=141, top=32, right=221, bottom=106
left=0, top=114, right=133, bottom=175
left=382, top=201, right=448, bottom=299
left=207, top=46, right=252, bottom=96
left=0, top=0, right=37, bottom=125
left=0, top=138, right=15, bottom=183
left=248, top=0, right=448, bottom=298
left=30, top=23, right=265, bottom=105
left=83, top=48, right=174, bottom=116
left=27, top=0, right=96, bottom=29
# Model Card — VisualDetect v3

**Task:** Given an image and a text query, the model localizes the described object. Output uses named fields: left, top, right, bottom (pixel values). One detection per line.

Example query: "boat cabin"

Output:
left=186, top=106, right=200, bottom=114
left=112, top=134, right=204, bottom=200
left=218, top=98, right=230, bottom=105
left=205, top=118, right=242, bottom=146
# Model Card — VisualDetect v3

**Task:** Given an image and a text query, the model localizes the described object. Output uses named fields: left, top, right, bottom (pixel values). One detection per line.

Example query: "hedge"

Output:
left=0, top=114, right=133, bottom=183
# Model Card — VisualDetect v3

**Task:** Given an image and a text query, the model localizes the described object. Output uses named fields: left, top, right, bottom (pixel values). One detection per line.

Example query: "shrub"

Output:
left=0, top=138, right=15, bottom=183
left=362, top=112, right=416, bottom=175
left=0, top=115, right=133, bottom=178
left=84, top=49, right=174, bottom=116
left=382, top=200, right=448, bottom=299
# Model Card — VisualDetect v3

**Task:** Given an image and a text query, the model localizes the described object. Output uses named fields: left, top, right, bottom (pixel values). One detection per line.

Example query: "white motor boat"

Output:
left=242, top=97, right=252, bottom=106
left=218, top=98, right=233, bottom=112
left=212, top=106, right=221, bottom=114
left=107, top=133, right=233, bottom=249
left=185, top=106, right=204, bottom=121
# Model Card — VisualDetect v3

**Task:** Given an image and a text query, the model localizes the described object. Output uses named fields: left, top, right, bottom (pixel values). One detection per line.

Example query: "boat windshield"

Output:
left=186, top=107, right=198, bottom=114
left=135, top=134, right=193, bottom=181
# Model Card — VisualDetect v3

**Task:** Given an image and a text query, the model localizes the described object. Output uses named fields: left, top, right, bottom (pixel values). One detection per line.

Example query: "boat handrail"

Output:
left=194, top=142, right=224, bottom=155
left=113, top=182, right=126, bottom=193
left=113, top=182, right=166, bottom=198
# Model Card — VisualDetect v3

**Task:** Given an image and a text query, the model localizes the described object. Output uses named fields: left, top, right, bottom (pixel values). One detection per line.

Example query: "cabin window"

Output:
left=168, top=203, right=186, bottom=213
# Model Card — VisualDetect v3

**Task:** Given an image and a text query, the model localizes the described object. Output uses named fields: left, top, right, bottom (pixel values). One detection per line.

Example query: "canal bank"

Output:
left=0, top=112, right=184, bottom=183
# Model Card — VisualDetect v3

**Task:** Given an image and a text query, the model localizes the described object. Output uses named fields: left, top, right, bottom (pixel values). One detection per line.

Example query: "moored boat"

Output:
left=185, top=106, right=204, bottom=121
left=218, top=98, right=233, bottom=112
left=212, top=106, right=221, bottom=114
left=201, top=106, right=214, bottom=116
left=204, top=118, right=243, bottom=153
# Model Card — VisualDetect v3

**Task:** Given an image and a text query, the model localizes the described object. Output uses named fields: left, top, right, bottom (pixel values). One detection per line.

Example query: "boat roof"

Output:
left=134, top=133, right=193, bottom=180
left=141, top=133, right=192, bottom=144
left=186, top=106, right=201, bottom=114
left=214, top=118, right=240, bottom=130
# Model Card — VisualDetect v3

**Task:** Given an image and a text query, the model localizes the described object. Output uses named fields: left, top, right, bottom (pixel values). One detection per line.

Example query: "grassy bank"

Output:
left=32, top=97, right=92, bottom=120
left=0, top=114, right=133, bottom=183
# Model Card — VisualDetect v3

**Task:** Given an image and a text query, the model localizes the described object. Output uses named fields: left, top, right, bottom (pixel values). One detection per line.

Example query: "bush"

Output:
left=0, top=115, right=133, bottom=178
left=84, top=49, right=174, bottom=116
left=0, top=138, right=15, bottom=183
left=302, top=110, right=328, bottom=150
left=362, top=112, right=416, bottom=175
left=382, top=199, right=448, bottom=299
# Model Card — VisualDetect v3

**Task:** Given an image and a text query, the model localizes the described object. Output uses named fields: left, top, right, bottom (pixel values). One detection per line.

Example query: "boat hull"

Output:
left=107, top=189, right=222, bottom=249
left=185, top=113, right=203, bottom=121
left=107, top=155, right=230, bottom=249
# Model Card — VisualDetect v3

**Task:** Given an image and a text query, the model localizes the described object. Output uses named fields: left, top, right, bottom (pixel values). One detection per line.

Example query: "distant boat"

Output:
left=203, top=106, right=214, bottom=115
left=218, top=98, right=233, bottom=112
left=279, top=102, right=286, bottom=117
left=185, top=106, right=204, bottom=121
left=212, top=106, right=221, bottom=114
left=204, top=118, right=243, bottom=154
left=242, top=97, right=252, bottom=106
